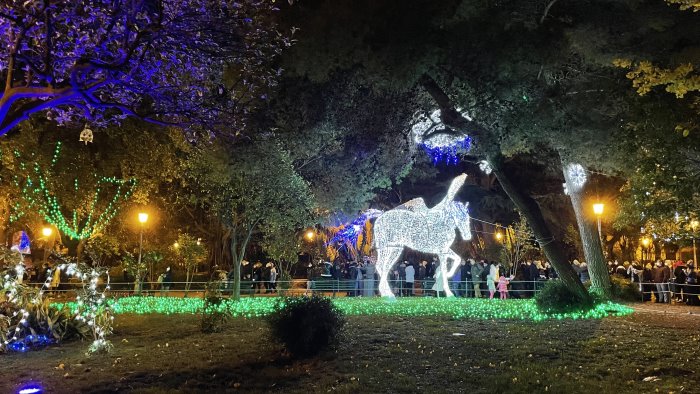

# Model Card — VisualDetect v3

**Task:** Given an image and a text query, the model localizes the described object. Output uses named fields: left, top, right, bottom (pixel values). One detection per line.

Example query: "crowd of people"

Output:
left=306, top=257, right=552, bottom=299
left=305, top=256, right=699, bottom=305
left=603, top=259, right=698, bottom=305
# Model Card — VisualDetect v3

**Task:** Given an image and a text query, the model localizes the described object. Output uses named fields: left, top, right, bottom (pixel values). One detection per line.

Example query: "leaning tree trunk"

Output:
left=562, top=162, right=612, bottom=299
left=418, top=73, right=588, bottom=300
left=488, top=153, right=590, bottom=301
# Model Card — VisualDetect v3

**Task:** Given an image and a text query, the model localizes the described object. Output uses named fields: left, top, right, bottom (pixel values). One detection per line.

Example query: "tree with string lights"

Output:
left=8, top=141, right=135, bottom=256
left=0, top=0, right=291, bottom=137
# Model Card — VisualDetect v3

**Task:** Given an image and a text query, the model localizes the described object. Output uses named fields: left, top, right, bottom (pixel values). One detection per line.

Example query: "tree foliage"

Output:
left=0, top=0, right=291, bottom=136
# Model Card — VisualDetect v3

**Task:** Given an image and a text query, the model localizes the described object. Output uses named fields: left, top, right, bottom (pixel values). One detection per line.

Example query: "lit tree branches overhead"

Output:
left=0, top=0, right=291, bottom=136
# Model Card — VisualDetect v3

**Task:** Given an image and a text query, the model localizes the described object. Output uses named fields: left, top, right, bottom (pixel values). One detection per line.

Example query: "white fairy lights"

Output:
left=478, top=160, right=492, bottom=175
left=374, top=174, right=472, bottom=298
left=411, top=109, right=473, bottom=164
left=1, top=259, right=113, bottom=353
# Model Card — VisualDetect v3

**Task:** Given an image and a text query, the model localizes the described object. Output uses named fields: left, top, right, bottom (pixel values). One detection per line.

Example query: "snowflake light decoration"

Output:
left=412, top=109, right=472, bottom=165
left=564, top=163, right=587, bottom=193
left=373, top=174, right=472, bottom=298
left=478, top=160, right=492, bottom=174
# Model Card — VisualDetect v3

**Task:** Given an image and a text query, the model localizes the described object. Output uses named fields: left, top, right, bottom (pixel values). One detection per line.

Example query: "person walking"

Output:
left=487, top=262, right=498, bottom=299
left=269, top=263, right=278, bottom=293
left=405, top=262, right=415, bottom=296
left=362, top=258, right=376, bottom=297
left=498, top=274, right=511, bottom=299
left=463, top=259, right=474, bottom=298
left=652, top=260, right=670, bottom=303
left=471, top=260, right=484, bottom=298
left=160, top=267, right=172, bottom=296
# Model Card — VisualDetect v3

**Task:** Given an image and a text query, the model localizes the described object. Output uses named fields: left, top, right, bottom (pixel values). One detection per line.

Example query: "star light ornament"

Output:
left=563, top=163, right=588, bottom=195
left=374, top=174, right=471, bottom=298
left=412, top=109, right=472, bottom=165
left=478, top=160, right=492, bottom=175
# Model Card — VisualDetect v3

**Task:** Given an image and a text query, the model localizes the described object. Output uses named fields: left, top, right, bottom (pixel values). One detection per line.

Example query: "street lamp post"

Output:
left=641, top=238, right=650, bottom=263
left=692, top=220, right=699, bottom=264
left=137, top=212, right=148, bottom=294
left=593, top=203, right=604, bottom=240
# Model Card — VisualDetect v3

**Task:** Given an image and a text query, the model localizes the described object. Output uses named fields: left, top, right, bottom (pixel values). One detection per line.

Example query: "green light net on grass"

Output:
left=54, top=297, right=633, bottom=321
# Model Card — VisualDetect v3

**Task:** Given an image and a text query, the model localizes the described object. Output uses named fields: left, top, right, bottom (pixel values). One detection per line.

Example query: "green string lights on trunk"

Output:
left=10, top=141, right=137, bottom=240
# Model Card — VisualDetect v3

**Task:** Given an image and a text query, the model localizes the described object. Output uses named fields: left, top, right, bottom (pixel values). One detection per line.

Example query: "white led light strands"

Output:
left=374, top=174, right=471, bottom=297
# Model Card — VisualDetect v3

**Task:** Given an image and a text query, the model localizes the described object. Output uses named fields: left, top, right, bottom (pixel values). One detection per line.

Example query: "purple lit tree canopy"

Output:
left=0, top=0, right=291, bottom=136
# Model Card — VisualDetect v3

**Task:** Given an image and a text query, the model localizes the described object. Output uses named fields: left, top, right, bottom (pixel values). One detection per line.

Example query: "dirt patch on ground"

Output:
left=2, top=305, right=699, bottom=393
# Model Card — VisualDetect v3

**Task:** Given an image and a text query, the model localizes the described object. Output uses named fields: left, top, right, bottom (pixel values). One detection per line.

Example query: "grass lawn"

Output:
left=2, top=298, right=698, bottom=393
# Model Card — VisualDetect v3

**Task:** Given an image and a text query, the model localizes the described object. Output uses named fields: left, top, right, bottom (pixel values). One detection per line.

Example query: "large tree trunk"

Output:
left=420, top=74, right=588, bottom=301
left=562, top=161, right=612, bottom=299
left=488, top=153, right=589, bottom=301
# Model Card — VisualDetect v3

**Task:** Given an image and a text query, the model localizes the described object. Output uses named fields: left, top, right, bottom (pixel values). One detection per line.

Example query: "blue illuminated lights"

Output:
left=411, top=109, right=473, bottom=165
left=328, top=209, right=383, bottom=246
left=18, top=385, right=43, bottom=394
left=421, top=136, right=472, bottom=165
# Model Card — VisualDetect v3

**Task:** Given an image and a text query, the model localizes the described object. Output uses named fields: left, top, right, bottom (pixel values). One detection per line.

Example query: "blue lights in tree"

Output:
left=412, top=109, right=472, bottom=165
left=19, top=231, right=31, bottom=252
left=420, top=136, right=472, bottom=165
left=328, top=209, right=383, bottom=246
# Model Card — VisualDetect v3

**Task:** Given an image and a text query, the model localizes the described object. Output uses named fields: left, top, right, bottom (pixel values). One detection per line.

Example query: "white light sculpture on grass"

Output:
left=374, top=174, right=471, bottom=298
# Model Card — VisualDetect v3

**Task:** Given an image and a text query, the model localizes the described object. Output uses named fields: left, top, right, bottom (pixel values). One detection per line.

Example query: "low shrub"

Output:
left=609, top=276, right=643, bottom=302
left=200, top=281, right=229, bottom=333
left=535, top=280, right=594, bottom=314
left=268, top=295, right=345, bottom=358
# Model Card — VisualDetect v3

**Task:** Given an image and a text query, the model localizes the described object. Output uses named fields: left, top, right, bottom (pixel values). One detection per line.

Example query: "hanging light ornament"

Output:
left=79, top=125, right=93, bottom=144
left=412, top=109, right=472, bottom=165
left=478, top=160, right=492, bottom=174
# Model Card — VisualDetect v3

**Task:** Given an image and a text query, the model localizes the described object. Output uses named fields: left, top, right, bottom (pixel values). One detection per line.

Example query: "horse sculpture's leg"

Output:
left=439, top=251, right=463, bottom=298
left=376, top=247, right=402, bottom=297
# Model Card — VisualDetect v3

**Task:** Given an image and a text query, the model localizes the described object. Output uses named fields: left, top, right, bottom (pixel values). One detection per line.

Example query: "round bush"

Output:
left=535, top=280, right=594, bottom=314
left=609, top=276, right=643, bottom=302
left=268, top=295, right=345, bottom=358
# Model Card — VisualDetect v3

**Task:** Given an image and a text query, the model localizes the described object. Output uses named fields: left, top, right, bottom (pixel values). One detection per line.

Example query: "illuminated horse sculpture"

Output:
left=374, top=174, right=471, bottom=298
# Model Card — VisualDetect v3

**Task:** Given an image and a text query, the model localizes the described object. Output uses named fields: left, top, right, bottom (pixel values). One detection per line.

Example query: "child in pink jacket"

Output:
left=497, top=275, right=512, bottom=299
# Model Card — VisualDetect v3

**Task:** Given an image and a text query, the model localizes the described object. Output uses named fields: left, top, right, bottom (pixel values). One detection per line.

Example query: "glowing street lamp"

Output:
left=641, top=237, right=650, bottom=262
left=138, top=212, right=149, bottom=224
left=305, top=230, right=315, bottom=241
left=593, top=203, right=604, bottom=240
left=495, top=232, right=503, bottom=241
left=41, top=226, right=54, bottom=264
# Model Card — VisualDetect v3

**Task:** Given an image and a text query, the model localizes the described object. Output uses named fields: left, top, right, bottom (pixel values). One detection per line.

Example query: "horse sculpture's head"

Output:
left=450, top=201, right=471, bottom=240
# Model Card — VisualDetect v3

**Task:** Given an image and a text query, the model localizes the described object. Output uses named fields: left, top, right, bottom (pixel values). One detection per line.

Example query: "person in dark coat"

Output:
left=642, top=262, right=655, bottom=302
left=528, top=261, right=539, bottom=290
left=672, top=261, right=687, bottom=302
left=684, top=263, right=698, bottom=306
left=161, top=267, right=172, bottom=295
left=461, top=259, right=473, bottom=297
left=471, top=260, right=484, bottom=298
left=417, top=261, right=427, bottom=296
left=652, top=261, right=670, bottom=303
